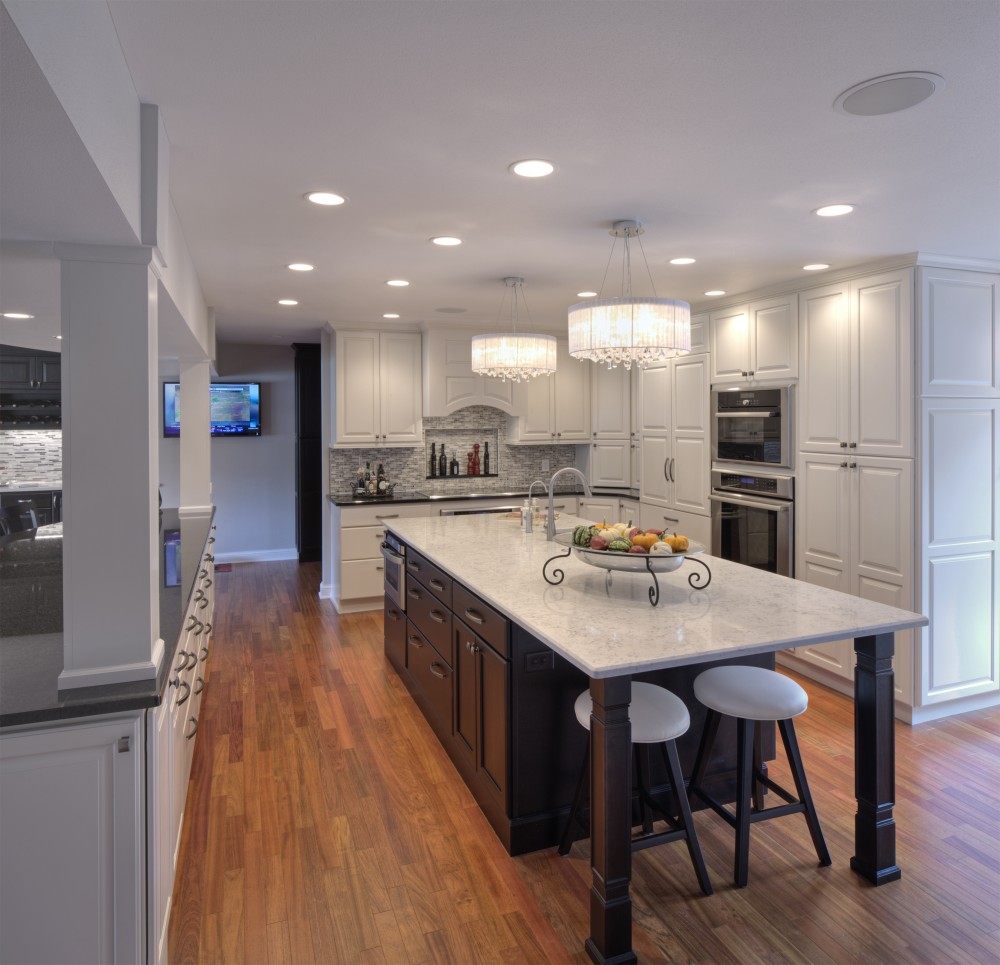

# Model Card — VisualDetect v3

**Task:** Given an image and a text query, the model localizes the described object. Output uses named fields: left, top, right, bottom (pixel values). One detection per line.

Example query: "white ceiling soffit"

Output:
left=8, top=1, right=1000, bottom=346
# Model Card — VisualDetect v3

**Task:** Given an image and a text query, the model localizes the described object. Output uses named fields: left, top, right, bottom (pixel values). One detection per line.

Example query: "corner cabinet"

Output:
left=332, top=331, right=422, bottom=446
left=508, top=339, right=590, bottom=444
left=710, top=294, right=798, bottom=385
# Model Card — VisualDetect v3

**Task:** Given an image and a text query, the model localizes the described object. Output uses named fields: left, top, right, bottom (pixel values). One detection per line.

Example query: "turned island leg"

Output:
left=852, top=632, right=902, bottom=885
left=586, top=676, right=637, bottom=965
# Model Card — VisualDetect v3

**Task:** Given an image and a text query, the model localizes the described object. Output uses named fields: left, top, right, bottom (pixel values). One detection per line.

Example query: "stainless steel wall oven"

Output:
left=712, top=385, right=792, bottom=470
left=709, top=469, right=794, bottom=577
left=380, top=530, right=406, bottom=609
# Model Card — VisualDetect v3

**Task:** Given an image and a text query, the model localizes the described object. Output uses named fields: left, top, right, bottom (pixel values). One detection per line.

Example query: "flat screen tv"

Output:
left=163, top=382, right=261, bottom=437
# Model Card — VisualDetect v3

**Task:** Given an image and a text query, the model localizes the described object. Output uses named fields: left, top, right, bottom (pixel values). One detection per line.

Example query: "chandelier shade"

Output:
left=568, top=296, right=691, bottom=369
left=471, top=276, right=557, bottom=382
left=568, top=220, right=692, bottom=369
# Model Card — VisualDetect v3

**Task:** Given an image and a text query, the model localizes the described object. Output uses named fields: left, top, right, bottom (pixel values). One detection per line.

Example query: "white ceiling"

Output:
left=2, top=1, right=999, bottom=348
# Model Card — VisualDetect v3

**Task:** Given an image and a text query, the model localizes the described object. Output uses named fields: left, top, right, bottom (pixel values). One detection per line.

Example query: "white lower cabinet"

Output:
left=578, top=440, right=631, bottom=488
left=639, top=503, right=712, bottom=548
left=786, top=451, right=914, bottom=698
left=578, top=496, right=621, bottom=524
left=0, top=714, right=145, bottom=965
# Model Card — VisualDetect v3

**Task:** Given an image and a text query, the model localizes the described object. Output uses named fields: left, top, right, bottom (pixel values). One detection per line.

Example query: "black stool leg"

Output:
left=778, top=719, right=832, bottom=867
left=558, top=736, right=591, bottom=856
left=751, top=722, right=765, bottom=812
left=688, top=708, right=722, bottom=802
left=634, top=746, right=655, bottom=834
left=734, top=716, right=755, bottom=888
left=662, top=740, right=713, bottom=896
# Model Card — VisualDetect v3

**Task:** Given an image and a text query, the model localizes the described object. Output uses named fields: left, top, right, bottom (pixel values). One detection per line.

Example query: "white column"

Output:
left=178, top=357, right=212, bottom=515
left=57, top=244, right=162, bottom=689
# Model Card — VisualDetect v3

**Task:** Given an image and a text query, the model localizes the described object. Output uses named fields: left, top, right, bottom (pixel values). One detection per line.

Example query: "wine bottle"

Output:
left=483, top=441, right=490, bottom=475
left=439, top=444, right=447, bottom=477
left=430, top=442, right=437, bottom=477
left=376, top=463, right=387, bottom=493
left=450, top=455, right=459, bottom=476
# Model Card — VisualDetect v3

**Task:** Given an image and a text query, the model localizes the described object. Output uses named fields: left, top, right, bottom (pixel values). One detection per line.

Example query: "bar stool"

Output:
left=688, top=665, right=831, bottom=888
left=558, top=681, right=713, bottom=896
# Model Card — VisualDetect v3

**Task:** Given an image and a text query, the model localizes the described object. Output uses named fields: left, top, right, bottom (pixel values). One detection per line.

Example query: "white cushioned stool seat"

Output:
left=694, top=665, right=807, bottom=721
left=575, top=681, right=690, bottom=743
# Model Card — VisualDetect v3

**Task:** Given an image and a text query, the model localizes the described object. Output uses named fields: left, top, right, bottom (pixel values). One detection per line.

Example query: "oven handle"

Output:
left=714, top=410, right=782, bottom=419
left=709, top=492, right=792, bottom=513
left=380, top=543, right=404, bottom=565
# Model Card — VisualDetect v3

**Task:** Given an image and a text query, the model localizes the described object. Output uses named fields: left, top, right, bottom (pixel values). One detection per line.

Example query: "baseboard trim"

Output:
left=318, top=582, right=334, bottom=600
left=214, top=548, right=298, bottom=564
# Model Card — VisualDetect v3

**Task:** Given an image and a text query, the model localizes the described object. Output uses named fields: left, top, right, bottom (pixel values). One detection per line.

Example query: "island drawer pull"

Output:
left=200, top=646, right=209, bottom=662
left=375, top=513, right=399, bottom=520
left=199, top=568, right=207, bottom=579
left=386, top=608, right=401, bottom=621
left=407, top=560, right=421, bottom=572
left=184, top=652, right=199, bottom=670
left=464, top=608, right=485, bottom=625
left=175, top=650, right=190, bottom=671
left=429, top=610, right=446, bottom=624
left=466, top=640, right=480, bottom=654
left=185, top=616, right=199, bottom=632
left=429, top=578, right=445, bottom=591
left=408, top=634, right=424, bottom=648
left=176, top=681, right=191, bottom=705
left=194, top=677, right=205, bottom=694
left=429, top=663, right=448, bottom=679
left=202, top=577, right=213, bottom=588
left=198, top=598, right=208, bottom=609
left=185, top=716, right=199, bottom=740
left=194, top=589, right=205, bottom=600
left=407, top=587, right=421, bottom=600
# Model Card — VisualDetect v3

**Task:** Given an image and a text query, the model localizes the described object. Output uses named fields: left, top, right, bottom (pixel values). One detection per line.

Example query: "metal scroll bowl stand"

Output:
left=543, top=534, right=712, bottom=607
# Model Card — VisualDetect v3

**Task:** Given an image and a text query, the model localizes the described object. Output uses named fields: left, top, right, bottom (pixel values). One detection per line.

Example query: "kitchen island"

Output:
left=384, top=512, right=929, bottom=965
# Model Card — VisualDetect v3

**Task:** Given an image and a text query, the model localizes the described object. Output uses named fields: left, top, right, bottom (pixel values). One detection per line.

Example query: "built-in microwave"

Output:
left=711, top=385, right=792, bottom=470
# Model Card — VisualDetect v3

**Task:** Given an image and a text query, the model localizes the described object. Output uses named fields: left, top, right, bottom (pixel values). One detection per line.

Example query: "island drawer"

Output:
left=406, top=621, right=453, bottom=732
left=384, top=596, right=406, bottom=671
left=452, top=584, right=508, bottom=658
left=405, top=549, right=452, bottom=608
left=406, top=581, right=452, bottom=663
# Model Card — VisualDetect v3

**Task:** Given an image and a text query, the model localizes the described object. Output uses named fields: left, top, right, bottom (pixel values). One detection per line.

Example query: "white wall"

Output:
left=160, top=342, right=297, bottom=562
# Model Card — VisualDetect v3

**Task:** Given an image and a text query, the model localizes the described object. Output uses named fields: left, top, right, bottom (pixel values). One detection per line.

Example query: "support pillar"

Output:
left=178, top=356, right=212, bottom=515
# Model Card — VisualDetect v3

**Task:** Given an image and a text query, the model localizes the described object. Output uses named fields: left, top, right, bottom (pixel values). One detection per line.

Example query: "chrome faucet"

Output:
left=524, top=478, right=548, bottom=533
left=546, top=467, right=591, bottom=540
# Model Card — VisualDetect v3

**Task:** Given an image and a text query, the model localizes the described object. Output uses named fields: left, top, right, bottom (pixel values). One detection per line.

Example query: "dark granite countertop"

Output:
left=329, top=486, right=638, bottom=507
left=0, top=508, right=214, bottom=728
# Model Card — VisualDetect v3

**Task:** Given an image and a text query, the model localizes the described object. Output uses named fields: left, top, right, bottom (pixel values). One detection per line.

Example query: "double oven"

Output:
left=710, top=386, right=794, bottom=577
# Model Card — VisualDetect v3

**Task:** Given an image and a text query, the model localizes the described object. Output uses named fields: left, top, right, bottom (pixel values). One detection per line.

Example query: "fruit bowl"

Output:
left=553, top=532, right=705, bottom=574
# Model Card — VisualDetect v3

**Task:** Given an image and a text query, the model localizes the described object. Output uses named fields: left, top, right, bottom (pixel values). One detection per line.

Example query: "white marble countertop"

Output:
left=386, top=514, right=929, bottom=678
left=0, top=480, right=62, bottom=493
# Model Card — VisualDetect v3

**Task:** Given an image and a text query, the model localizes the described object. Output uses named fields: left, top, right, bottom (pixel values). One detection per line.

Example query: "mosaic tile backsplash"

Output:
left=0, top=430, right=62, bottom=482
left=329, top=405, right=578, bottom=496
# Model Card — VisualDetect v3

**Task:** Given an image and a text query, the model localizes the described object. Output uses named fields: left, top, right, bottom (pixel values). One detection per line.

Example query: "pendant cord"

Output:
left=636, top=232, right=658, bottom=299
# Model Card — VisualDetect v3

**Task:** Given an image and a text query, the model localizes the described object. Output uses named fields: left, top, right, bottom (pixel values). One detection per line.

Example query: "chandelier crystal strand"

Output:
left=471, top=277, right=557, bottom=382
left=568, top=221, right=691, bottom=370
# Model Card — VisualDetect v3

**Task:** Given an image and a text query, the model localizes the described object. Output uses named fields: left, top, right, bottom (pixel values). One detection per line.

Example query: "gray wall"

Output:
left=160, top=343, right=297, bottom=562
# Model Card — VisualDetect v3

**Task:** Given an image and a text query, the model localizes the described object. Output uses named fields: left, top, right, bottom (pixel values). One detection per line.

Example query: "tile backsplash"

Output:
left=0, top=430, right=62, bottom=481
left=329, top=405, right=577, bottom=495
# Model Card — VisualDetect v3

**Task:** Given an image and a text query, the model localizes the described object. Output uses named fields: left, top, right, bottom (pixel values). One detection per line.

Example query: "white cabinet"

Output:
left=638, top=354, right=711, bottom=517
left=580, top=439, right=632, bottom=488
left=638, top=503, right=712, bottom=549
left=710, top=294, right=798, bottom=385
left=578, top=496, right=621, bottom=525
left=591, top=363, right=631, bottom=439
left=918, top=268, right=999, bottom=397
left=422, top=329, right=516, bottom=416
left=579, top=363, right=639, bottom=488
left=1, top=714, right=145, bottom=965
left=509, top=340, right=590, bottom=444
left=333, top=331, right=422, bottom=446
left=790, top=452, right=914, bottom=689
left=799, top=270, right=913, bottom=457
left=331, top=502, right=429, bottom=612
left=917, top=399, right=999, bottom=705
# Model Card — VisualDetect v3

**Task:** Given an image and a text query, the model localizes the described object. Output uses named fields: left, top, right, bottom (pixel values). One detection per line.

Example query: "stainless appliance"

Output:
left=712, top=385, right=792, bottom=470
left=439, top=505, right=519, bottom=516
left=709, top=469, right=793, bottom=577
left=380, top=530, right=406, bottom=609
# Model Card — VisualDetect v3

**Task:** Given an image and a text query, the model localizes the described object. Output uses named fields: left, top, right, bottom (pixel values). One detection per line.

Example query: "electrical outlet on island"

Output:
left=541, top=458, right=550, bottom=472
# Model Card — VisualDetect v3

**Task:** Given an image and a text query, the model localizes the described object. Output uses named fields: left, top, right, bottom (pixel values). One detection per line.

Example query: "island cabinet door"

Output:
left=454, top=619, right=510, bottom=811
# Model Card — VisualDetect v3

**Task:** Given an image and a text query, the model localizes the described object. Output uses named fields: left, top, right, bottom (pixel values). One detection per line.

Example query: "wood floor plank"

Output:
left=169, top=560, right=1000, bottom=965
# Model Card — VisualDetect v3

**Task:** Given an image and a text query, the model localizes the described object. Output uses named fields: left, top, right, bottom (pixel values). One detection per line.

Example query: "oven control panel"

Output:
left=711, top=469, right=793, bottom=500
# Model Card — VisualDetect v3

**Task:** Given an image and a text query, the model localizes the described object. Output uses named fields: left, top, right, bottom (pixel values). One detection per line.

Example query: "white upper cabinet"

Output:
left=509, top=339, right=590, bottom=444
left=689, top=312, right=709, bottom=355
left=590, top=363, right=631, bottom=439
left=333, top=330, right=422, bottom=446
left=918, top=268, right=999, bottom=397
left=710, top=294, right=798, bottom=384
left=638, top=361, right=670, bottom=434
left=422, top=329, right=516, bottom=416
left=799, top=269, right=913, bottom=457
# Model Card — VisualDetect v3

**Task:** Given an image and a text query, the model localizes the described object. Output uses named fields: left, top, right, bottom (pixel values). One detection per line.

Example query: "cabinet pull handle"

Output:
left=176, top=681, right=192, bottom=705
left=204, top=622, right=212, bottom=635
left=663, top=457, right=669, bottom=482
left=386, top=607, right=401, bottom=621
left=198, top=597, right=208, bottom=609
left=848, top=442, right=857, bottom=448
left=199, top=568, right=208, bottom=578
left=185, top=716, right=199, bottom=740
left=200, top=646, right=209, bottom=661
left=407, top=587, right=421, bottom=599
left=375, top=513, right=399, bottom=520
left=117, top=737, right=130, bottom=753
left=552, top=504, right=566, bottom=510
left=185, top=652, right=199, bottom=670
left=374, top=531, right=384, bottom=538
left=840, top=441, right=848, bottom=448
left=407, top=560, right=420, bottom=571
left=407, top=634, right=424, bottom=648
left=849, top=462, right=857, bottom=469
left=669, top=457, right=675, bottom=482
left=840, top=462, right=849, bottom=469
left=202, top=578, right=213, bottom=588
left=194, top=677, right=205, bottom=694
left=464, top=608, right=485, bottom=625
left=663, top=515, right=679, bottom=524
left=429, top=663, right=448, bottom=679
left=429, top=578, right=445, bottom=591
left=185, top=616, right=199, bottom=632
left=376, top=565, right=384, bottom=572
left=429, top=610, right=446, bottom=624
left=175, top=650, right=189, bottom=671
left=194, top=589, right=205, bottom=600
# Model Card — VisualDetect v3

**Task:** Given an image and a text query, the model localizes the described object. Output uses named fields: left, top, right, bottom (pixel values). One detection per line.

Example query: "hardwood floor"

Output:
left=169, top=560, right=1000, bottom=964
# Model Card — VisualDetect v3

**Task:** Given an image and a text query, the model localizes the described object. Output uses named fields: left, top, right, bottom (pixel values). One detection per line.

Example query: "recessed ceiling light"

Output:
left=431, top=236, right=463, bottom=246
left=814, top=204, right=855, bottom=217
left=803, top=263, right=830, bottom=271
left=669, top=258, right=696, bottom=265
left=835, top=71, right=943, bottom=116
left=386, top=279, right=410, bottom=287
left=305, top=191, right=346, bottom=206
left=576, top=291, right=598, bottom=298
left=287, top=263, right=314, bottom=271
left=509, top=159, right=555, bottom=178
left=704, top=290, right=727, bottom=297
left=382, top=313, right=400, bottom=319
left=52, top=335, right=62, bottom=340
left=2, top=312, right=34, bottom=319
left=278, top=299, right=298, bottom=306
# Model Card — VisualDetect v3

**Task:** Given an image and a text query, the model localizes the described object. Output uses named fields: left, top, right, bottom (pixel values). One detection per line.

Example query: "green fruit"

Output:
left=608, top=538, right=632, bottom=552
left=573, top=525, right=592, bottom=547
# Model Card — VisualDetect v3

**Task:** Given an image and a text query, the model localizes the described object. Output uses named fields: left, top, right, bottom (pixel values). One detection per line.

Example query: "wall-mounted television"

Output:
left=163, top=382, right=261, bottom=437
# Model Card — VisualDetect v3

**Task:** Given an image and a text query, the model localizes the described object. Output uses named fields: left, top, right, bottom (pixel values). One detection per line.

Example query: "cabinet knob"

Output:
left=848, top=442, right=857, bottom=448
left=840, top=441, right=848, bottom=448
left=840, top=462, right=849, bottom=469
left=849, top=462, right=857, bottom=469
